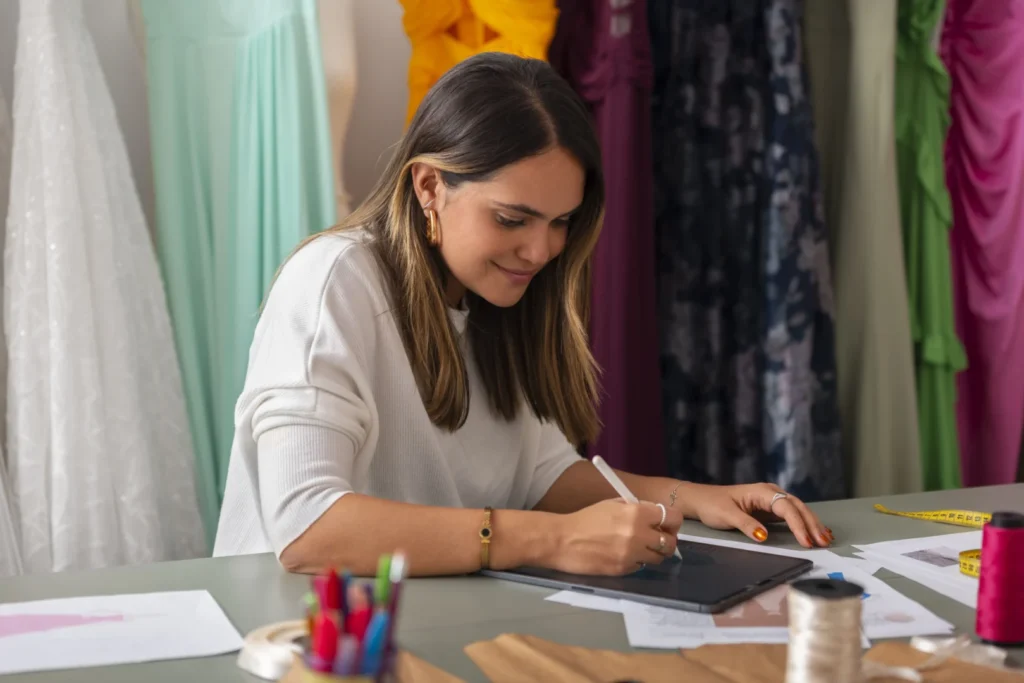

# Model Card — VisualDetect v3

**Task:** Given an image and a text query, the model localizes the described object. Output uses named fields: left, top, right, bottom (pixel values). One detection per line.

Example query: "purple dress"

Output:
left=550, top=0, right=665, bottom=475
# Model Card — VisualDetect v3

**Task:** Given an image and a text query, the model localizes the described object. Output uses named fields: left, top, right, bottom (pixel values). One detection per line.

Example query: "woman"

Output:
left=213, top=53, right=832, bottom=576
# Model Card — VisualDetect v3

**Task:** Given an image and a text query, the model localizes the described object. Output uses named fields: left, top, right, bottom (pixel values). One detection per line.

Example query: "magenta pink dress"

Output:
left=549, top=0, right=665, bottom=475
left=942, top=0, right=1024, bottom=486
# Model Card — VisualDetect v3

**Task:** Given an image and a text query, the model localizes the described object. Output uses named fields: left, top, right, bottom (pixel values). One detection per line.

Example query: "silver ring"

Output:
left=656, top=503, right=667, bottom=527
left=770, top=492, right=788, bottom=512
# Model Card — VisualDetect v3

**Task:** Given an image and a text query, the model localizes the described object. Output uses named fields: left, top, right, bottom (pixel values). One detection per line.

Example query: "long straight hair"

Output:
left=290, top=53, right=604, bottom=446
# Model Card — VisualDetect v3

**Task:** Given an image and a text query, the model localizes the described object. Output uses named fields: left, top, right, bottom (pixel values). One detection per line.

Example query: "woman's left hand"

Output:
left=683, top=482, right=832, bottom=548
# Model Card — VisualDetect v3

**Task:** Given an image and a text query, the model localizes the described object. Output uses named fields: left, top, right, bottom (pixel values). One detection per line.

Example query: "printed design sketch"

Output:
left=902, top=547, right=961, bottom=568
left=0, top=591, right=242, bottom=676
left=0, top=613, right=127, bottom=639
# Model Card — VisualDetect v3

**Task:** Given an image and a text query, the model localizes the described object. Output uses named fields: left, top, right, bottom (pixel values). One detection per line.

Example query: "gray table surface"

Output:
left=2, top=484, right=1022, bottom=682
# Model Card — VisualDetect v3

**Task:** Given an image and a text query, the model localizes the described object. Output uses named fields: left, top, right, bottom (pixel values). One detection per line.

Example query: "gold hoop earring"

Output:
left=425, top=208, right=441, bottom=247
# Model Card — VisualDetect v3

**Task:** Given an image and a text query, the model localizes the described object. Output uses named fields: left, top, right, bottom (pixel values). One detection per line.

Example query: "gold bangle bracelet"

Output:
left=479, top=507, right=493, bottom=570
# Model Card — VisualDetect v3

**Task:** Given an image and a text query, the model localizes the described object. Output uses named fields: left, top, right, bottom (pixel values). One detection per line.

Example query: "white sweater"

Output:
left=212, top=231, right=583, bottom=557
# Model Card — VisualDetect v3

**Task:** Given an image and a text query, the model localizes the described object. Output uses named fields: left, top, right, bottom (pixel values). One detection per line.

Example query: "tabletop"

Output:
left=1, top=483, right=1022, bottom=682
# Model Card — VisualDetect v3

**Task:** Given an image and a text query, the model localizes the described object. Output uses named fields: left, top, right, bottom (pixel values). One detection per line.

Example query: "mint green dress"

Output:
left=895, top=0, right=966, bottom=490
left=141, top=0, right=336, bottom=542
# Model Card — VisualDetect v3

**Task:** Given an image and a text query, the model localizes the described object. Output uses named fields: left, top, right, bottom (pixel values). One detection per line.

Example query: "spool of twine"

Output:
left=976, top=511, right=1024, bottom=647
left=785, top=578, right=864, bottom=683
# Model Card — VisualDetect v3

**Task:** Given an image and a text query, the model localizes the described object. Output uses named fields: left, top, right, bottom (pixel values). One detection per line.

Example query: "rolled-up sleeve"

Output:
left=238, top=238, right=381, bottom=555
left=525, top=419, right=584, bottom=510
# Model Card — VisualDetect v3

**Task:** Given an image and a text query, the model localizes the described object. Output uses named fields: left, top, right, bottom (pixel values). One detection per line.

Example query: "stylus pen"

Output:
left=591, top=455, right=684, bottom=560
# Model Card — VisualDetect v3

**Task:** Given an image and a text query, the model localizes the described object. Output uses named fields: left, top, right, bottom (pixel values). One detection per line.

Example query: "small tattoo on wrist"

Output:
left=668, top=482, right=682, bottom=507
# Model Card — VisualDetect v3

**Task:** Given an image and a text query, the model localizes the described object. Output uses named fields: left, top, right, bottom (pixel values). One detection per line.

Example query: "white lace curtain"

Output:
left=0, top=83, right=22, bottom=579
left=3, top=0, right=205, bottom=574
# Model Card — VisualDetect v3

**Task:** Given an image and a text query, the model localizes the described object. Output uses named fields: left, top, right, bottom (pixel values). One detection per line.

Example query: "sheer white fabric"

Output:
left=0, top=84, right=22, bottom=579
left=4, top=0, right=206, bottom=574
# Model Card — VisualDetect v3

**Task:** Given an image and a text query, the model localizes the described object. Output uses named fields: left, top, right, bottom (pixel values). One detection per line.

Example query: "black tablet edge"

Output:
left=480, top=557, right=815, bottom=615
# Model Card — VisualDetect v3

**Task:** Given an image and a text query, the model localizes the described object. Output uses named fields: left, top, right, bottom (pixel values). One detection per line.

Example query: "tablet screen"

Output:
left=483, top=539, right=813, bottom=613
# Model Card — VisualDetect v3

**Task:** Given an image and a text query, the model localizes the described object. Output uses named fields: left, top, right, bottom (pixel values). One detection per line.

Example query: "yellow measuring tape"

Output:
left=872, top=504, right=989, bottom=577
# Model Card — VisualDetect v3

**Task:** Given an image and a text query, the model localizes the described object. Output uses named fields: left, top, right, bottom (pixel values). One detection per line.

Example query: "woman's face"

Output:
left=412, top=146, right=584, bottom=308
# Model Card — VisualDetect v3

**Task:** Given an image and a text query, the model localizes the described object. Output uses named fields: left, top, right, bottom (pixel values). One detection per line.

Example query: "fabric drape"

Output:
left=140, top=0, right=337, bottom=538
left=0, top=450, right=19, bottom=578
left=4, top=0, right=205, bottom=573
left=0, top=84, right=20, bottom=579
left=942, top=0, right=1024, bottom=487
left=318, top=0, right=357, bottom=218
left=400, top=0, right=559, bottom=123
left=804, top=0, right=923, bottom=495
left=759, top=0, right=843, bottom=501
left=549, top=0, right=665, bottom=475
left=896, top=0, right=965, bottom=491
left=649, top=0, right=843, bottom=500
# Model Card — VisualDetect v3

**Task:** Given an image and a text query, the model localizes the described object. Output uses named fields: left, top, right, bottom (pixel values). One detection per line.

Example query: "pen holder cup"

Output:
left=281, top=653, right=398, bottom=683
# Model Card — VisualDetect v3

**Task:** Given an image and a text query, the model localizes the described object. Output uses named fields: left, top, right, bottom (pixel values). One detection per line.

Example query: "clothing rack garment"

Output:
left=138, top=0, right=337, bottom=539
left=895, top=0, right=964, bottom=491
left=400, top=0, right=558, bottom=124
left=4, top=0, right=205, bottom=573
left=942, top=0, right=1024, bottom=487
left=805, top=0, right=922, bottom=496
left=0, top=451, right=20, bottom=578
left=549, top=0, right=665, bottom=475
left=0, top=85, right=19, bottom=579
left=650, top=0, right=843, bottom=501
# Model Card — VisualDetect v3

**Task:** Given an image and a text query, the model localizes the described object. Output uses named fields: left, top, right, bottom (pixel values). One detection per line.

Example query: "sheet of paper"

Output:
left=618, top=565, right=949, bottom=649
left=676, top=534, right=882, bottom=575
left=0, top=590, right=243, bottom=675
left=853, top=532, right=981, bottom=608
left=547, top=552, right=952, bottom=651
left=546, top=591, right=623, bottom=613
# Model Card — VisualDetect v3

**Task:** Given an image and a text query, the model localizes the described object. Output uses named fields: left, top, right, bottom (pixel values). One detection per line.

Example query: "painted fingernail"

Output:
left=818, top=532, right=830, bottom=546
left=826, top=527, right=833, bottom=535
left=753, top=528, right=768, bottom=542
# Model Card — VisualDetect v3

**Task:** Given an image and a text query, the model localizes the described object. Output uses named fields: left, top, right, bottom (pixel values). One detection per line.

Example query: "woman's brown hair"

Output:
left=290, top=53, right=604, bottom=446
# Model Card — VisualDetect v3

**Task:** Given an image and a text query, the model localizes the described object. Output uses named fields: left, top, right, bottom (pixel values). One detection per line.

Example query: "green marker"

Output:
left=375, top=554, right=392, bottom=607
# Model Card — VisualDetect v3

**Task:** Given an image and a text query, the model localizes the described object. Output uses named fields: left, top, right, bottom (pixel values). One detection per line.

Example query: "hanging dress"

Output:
left=400, top=0, right=559, bottom=124
left=0, top=84, right=22, bottom=579
left=139, top=0, right=337, bottom=538
left=650, top=1, right=766, bottom=489
left=804, top=0, right=922, bottom=495
left=549, top=0, right=665, bottom=475
left=4, top=0, right=206, bottom=573
left=318, top=0, right=358, bottom=218
left=895, top=0, right=965, bottom=491
left=942, top=0, right=1024, bottom=487
left=650, top=0, right=843, bottom=500
left=759, top=0, right=843, bottom=500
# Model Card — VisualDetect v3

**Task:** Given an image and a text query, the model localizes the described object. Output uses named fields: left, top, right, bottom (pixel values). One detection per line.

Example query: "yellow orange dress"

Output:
left=400, top=0, right=559, bottom=123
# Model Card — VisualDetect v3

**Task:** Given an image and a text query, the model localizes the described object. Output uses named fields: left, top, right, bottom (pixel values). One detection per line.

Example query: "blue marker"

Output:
left=339, top=570, right=351, bottom=620
left=359, top=611, right=390, bottom=675
left=827, top=571, right=870, bottom=599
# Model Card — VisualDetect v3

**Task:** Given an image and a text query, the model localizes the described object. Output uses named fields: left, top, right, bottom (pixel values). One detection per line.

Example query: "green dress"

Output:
left=141, top=0, right=337, bottom=542
left=895, top=0, right=966, bottom=490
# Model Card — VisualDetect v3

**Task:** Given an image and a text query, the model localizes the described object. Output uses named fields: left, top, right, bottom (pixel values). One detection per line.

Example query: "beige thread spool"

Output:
left=786, top=578, right=865, bottom=683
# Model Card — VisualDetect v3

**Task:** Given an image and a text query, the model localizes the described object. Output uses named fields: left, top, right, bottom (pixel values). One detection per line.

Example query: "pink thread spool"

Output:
left=976, top=511, right=1024, bottom=647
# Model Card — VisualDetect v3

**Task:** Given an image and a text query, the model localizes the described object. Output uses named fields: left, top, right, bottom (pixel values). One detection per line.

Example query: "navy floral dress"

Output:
left=649, top=0, right=844, bottom=501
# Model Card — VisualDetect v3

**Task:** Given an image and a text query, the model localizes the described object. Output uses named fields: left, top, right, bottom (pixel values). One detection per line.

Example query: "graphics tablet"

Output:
left=481, top=538, right=813, bottom=613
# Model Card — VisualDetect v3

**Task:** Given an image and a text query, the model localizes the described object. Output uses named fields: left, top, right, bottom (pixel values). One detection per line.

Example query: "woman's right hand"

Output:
left=547, top=498, right=683, bottom=575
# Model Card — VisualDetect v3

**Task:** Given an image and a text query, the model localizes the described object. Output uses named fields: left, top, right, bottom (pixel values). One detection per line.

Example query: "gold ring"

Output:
left=658, top=535, right=666, bottom=552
